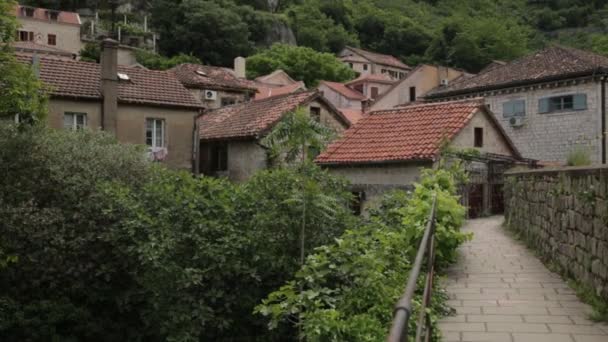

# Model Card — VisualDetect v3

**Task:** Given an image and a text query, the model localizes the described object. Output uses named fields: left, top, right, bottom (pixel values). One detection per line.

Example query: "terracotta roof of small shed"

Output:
left=344, top=46, right=410, bottom=70
left=346, top=73, right=395, bottom=85
left=198, top=91, right=348, bottom=141
left=254, top=81, right=306, bottom=100
left=16, top=54, right=201, bottom=109
left=170, top=63, right=257, bottom=92
left=15, top=5, right=80, bottom=25
left=316, top=99, right=493, bottom=164
left=319, top=81, right=366, bottom=100
left=427, top=46, right=608, bottom=98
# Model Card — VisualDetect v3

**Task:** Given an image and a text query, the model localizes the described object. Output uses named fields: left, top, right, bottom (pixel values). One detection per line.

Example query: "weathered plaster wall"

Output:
left=47, top=98, right=102, bottom=129
left=18, top=18, right=81, bottom=55
left=451, top=110, right=515, bottom=156
left=504, top=166, right=608, bottom=297
left=189, top=88, right=249, bottom=110
left=227, top=140, right=267, bottom=182
left=317, top=84, right=361, bottom=110
left=305, top=99, right=348, bottom=133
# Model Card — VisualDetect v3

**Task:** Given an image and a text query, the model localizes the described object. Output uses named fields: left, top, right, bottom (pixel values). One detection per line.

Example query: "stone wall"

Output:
left=504, top=166, right=608, bottom=297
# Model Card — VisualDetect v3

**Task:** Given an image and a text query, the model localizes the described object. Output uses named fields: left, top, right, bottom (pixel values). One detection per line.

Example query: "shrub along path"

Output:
left=438, top=216, right=608, bottom=342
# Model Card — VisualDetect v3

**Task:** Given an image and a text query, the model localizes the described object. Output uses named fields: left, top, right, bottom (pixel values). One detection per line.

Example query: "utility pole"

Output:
left=109, top=0, right=119, bottom=40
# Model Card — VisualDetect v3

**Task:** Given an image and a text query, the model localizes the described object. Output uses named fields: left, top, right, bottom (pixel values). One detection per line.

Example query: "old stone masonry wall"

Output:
left=504, top=165, right=608, bottom=298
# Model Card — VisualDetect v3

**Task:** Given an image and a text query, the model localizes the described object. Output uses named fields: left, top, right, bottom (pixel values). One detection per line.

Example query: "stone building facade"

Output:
left=504, top=165, right=608, bottom=298
left=427, top=46, right=608, bottom=164
left=338, top=46, right=411, bottom=80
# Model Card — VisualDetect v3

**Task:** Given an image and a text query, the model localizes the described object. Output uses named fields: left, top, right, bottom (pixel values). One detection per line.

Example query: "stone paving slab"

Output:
left=438, top=216, right=608, bottom=342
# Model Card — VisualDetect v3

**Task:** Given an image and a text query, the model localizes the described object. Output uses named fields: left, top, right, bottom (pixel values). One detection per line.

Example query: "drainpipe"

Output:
left=602, top=76, right=606, bottom=164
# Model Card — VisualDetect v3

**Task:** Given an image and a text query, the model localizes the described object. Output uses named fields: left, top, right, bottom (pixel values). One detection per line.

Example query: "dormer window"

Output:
left=117, top=72, right=130, bottom=81
left=47, top=11, right=59, bottom=21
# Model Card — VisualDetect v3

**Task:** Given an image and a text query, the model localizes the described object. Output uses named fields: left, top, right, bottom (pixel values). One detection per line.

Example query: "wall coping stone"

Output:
left=505, top=164, right=608, bottom=176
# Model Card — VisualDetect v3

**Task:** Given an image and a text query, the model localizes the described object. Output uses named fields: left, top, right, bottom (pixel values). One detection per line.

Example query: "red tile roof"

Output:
left=170, top=63, right=257, bottom=92
left=338, top=108, right=364, bottom=125
left=254, top=81, right=306, bottom=100
left=427, top=46, right=608, bottom=98
left=345, top=73, right=395, bottom=85
left=198, top=91, right=348, bottom=141
left=319, top=81, right=366, bottom=100
left=316, top=99, right=487, bottom=164
left=15, top=5, right=80, bottom=25
left=16, top=54, right=201, bottom=109
left=12, top=41, right=74, bottom=57
left=344, top=46, right=410, bottom=70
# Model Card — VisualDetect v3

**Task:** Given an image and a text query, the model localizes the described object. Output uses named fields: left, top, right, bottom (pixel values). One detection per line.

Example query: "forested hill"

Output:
left=20, top=0, right=608, bottom=72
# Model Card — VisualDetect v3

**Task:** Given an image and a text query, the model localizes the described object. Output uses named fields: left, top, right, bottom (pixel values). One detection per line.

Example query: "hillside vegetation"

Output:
left=20, top=0, right=608, bottom=72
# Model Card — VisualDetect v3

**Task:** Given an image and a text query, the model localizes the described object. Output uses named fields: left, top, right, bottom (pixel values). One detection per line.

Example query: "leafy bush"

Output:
left=256, top=165, right=470, bottom=341
left=134, top=49, right=202, bottom=70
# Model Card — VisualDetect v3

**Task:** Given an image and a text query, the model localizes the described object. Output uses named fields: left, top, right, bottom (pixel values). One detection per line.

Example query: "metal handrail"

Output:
left=387, top=194, right=437, bottom=342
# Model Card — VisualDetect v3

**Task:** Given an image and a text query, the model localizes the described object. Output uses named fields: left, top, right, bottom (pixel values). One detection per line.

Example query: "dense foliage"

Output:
left=0, top=124, right=355, bottom=341
left=256, top=165, right=471, bottom=341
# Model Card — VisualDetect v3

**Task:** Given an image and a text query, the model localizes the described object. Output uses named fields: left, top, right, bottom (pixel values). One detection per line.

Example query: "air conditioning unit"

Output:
left=203, top=90, right=217, bottom=101
left=440, top=79, right=449, bottom=86
left=509, top=117, right=525, bottom=127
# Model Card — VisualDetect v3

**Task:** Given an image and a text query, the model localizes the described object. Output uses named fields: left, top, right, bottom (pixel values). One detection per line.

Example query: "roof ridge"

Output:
left=369, top=97, right=483, bottom=115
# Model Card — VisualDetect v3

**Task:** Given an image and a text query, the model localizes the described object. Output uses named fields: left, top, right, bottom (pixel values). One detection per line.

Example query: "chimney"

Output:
left=234, top=56, right=246, bottom=78
left=101, top=39, right=119, bottom=134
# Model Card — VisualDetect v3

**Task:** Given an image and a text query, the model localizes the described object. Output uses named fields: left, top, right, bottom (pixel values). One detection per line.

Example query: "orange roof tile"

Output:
left=338, top=108, right=364, bottom=125
left=254, top=82, right=306, bottom=100
left=316, top=99, right=486, bottom=164
left=344, top=46, right=410, bottom=70
left=319, top=81, right=366, bottom=100
left=170, top=63, right=257, bottom=92
left=345, top=73, right=395, bottom=85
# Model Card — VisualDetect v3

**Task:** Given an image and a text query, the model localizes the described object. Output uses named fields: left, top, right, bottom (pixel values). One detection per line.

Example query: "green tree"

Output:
left=247, top=44, right=355, bottom=87
left=134, top=49, right=201, bottom=70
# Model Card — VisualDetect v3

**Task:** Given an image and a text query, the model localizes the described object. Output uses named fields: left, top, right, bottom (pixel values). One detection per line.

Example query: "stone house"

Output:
left=338, top=46, right=411, bottom=80
left=14, top=5, right=82, bottom=56
left=170, top=58, right=257, bottom=110
left=345, top=73, right=396, bottom=101
left=315, top=99, right=521, bottom=214
left=426, top=46, right=608, bottom=164
left=317, top=81, right=367, bottom=125
left=196, top=90, right=350, bottom=182
left=369, top=64, right=468, bottom=111
left=251, top=70, right=307, bottom=100
left=17, top=39, right=202, bottom=169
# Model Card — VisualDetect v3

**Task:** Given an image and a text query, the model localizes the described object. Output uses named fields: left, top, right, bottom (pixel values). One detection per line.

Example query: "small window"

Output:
left=146, top=118, right=165, bottom=148
left=310, top=106, right=321, bottom=122
left=48, top=11, right=59, bottom=21
left=539, top=94, right=586, bottom=113
left=63, top=112, right=87, bottom=130
left=363, top=64, right=368, bottom=71
left=18, top=31, right=34, bottom=42
left=348, top=63, right=353, bottom=69
left=48, top=34, right=56, bottom=46
left=502, top=99, right=525, bottom=118
left=409, top=86, right=416, bottom=102
left=399, top=72, right=405, bottom=79
left=211, top=143, right=228, bottom=172
left=371, top=87, right=379, bottom=99
left=381, top=69, right=387, bottom=74
left=23, top=7, right=35, bottom=17
left=474, top=127, right=483, bottom=148
left=221, top=97, right=236, bottom=106
left=350, top=191, right=365, bottom=216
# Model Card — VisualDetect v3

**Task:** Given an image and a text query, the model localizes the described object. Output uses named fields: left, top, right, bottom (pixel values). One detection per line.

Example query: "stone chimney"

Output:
left=234, top=56, right=246, bottom=78
left=101, top=39, right=119, bottom=133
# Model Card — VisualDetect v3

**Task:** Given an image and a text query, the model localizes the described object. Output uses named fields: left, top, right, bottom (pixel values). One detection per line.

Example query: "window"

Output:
left=381, top=69, right=387, bottom=74
left=23, top=7, right=34, bottom=17
left=363, top=64, right=368, bottom=71
left=18, top=30, right=34, bottom=41
left=47, top=34, right=56, bottom=46
left=350, top=191, right=365, bottom=216
left=539, top=94, right=587, bottom=113
left=310, top=106, right=321, bottom=122
left=145, top=118, right=165, bottom=148
left=348, top=63, right=353, bottom=69
left=502, top=99, right=525, bottom=118
left=409, top=86, right=416, bottom=102
left=63, top=112, right=87, bottom=130
left=221, top=97, right=236, bottom=106
left=474, top=127, right=483, bottom=148
left=48, top=11, right=59, bottom=21
left=398, top=72, right=405, bottom=79
left=210, top=143, right=228, bottom=172
left=371, top=87, right=379, bottom=99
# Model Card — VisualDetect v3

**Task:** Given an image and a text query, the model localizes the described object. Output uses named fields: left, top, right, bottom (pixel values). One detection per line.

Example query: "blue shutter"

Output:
left=539, top=98, right=550, bottom=114
left=573, top=94, right=587, bottom=110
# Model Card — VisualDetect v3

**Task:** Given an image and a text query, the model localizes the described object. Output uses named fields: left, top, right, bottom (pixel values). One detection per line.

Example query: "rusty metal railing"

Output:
left=387, top=194, right=437, bottom=342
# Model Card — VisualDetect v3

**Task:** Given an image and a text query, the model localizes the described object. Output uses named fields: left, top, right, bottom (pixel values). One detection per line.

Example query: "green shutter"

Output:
left=539, top=98, right=550, bottom=114
left=573, top=94, right=587, bottom=110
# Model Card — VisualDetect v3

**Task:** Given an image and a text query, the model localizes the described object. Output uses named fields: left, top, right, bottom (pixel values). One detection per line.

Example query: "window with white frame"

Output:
left=63, top=112, right=87, bottom=130
left=146, top=118, right=165, bottom=148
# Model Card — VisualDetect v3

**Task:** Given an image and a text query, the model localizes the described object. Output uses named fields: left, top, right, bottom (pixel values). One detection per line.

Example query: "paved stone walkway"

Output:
left=438, top=216, right=608, bottom=342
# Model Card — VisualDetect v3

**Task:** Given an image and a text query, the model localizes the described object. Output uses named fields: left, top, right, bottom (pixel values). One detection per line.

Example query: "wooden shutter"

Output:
left=573, top=94, right=587, bottom=110
left=538, top=98, right=550, bottom=114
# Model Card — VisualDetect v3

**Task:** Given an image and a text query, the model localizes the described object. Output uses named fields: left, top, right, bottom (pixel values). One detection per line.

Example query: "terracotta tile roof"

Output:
left=12, top=41, right=74, bottom=57
left=198, top=91, right=321, bottom=140
left=344, top=46, right=410, bottom=70
left=316, top=99, right=485, bottom=164
left=319, top=81, right=366, bottom=100
left=16, top=54, right=201, bottom=109
left=15, top=5, right=80, bottom=25
left=427, top=46, right=608, bottom=98
left=170, top=63, right=257, bottom=92
left=254, top=81, right=306, bottom=100
left=338, top=108, right=364, bottom=125
left=345, top=73, right=395, bottom=85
